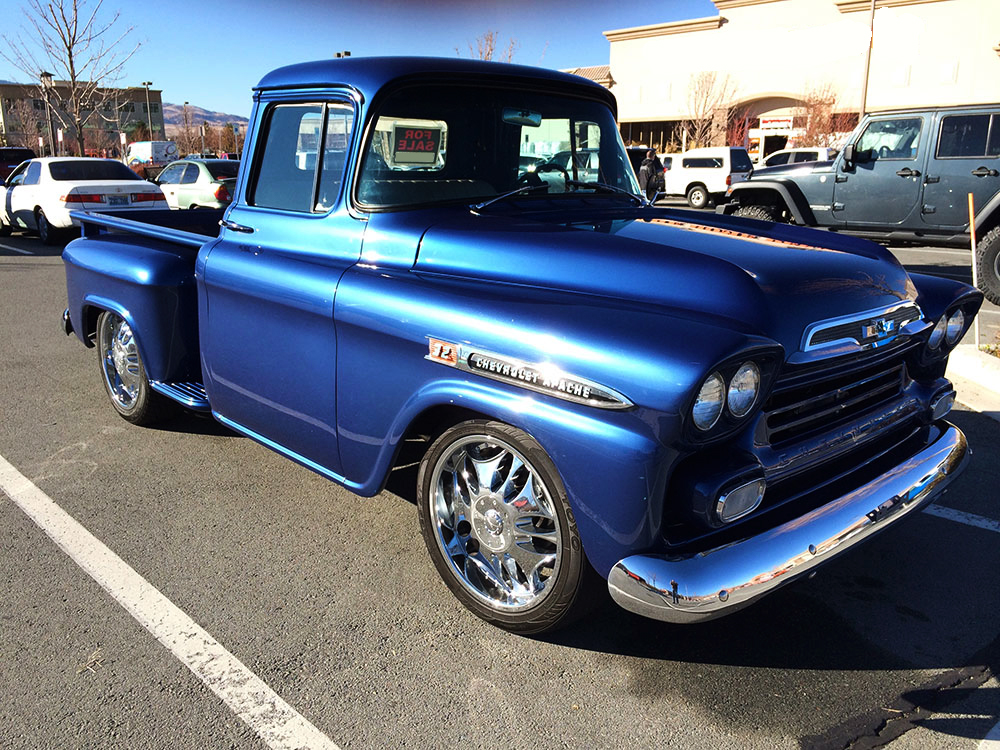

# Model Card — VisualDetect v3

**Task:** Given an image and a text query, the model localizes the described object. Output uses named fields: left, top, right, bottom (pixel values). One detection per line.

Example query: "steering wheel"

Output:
left=535, top=162, right=569, bottom=179
left=515, top=170, right=544, bottom=187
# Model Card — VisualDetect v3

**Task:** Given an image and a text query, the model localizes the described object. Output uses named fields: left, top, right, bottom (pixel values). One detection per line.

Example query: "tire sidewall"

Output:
left=687, top=184, right=708, bottom=209
left=416, top=419, right=587, bottom=634
left=977, top=227, right=1000, bottom=306
left=96, top=310, right=157, bottom=424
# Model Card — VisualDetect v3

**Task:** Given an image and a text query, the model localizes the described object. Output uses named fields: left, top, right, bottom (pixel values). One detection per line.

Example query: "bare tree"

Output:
left=796, top=84, right=841, bottom=147
left=1, top=0, right=140, bottom=157
left=1, top=93, right=42, bottom=148
left=457, top=31, right=519, bottom=62
left=682, top=71, right=737, bottom=148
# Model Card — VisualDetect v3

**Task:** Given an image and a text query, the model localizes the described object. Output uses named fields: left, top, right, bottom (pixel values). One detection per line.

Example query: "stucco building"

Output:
left=604, top=0, right=1000, bottom=159
left=0, top=81, right=165, bottom=156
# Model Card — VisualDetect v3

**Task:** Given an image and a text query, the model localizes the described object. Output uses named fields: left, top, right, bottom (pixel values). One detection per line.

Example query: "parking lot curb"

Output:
left=947, top=345, right=1000, bottom=425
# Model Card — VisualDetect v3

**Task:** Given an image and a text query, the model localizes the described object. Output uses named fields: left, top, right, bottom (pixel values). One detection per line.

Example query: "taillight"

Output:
left=61, top=193, right=106, bottom=203
left=214, top=184, right=231, bottom=202
left=726, top=174, right=732, bottom=187
left=130, top=192, right=162, bottom=202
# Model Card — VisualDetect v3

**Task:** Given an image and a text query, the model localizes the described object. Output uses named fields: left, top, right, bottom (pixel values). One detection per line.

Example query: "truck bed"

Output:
left=71, top=207, right=225, bottom=248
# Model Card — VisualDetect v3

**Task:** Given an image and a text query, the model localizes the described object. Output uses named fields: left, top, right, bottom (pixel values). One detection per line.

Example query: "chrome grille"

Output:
left=804, top=302, right=921, bottom=351
left=763, top=343, right=914, bottom=445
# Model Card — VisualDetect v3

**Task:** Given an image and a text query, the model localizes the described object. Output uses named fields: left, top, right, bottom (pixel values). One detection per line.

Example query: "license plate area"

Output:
left=107, top=195, right=128, bottom=206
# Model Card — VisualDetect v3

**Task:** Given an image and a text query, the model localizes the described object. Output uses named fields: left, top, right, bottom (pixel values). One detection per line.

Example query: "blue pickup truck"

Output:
left=61, top=57, right=982, bottom=634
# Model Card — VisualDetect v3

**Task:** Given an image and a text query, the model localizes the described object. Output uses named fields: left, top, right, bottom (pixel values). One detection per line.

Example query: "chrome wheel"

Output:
left=429, top=432, right=562, bottom=611
left=99, top=312, right=142, bottom=413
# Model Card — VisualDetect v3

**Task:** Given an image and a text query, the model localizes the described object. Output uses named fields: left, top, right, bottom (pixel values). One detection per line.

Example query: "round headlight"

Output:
left=945, top=309, right=965, bottom=345
left=928, top=317, right=947, bottom=350
left=728, top=362, right=761, bottom=418
left=693, top=372, right=725, bottom=431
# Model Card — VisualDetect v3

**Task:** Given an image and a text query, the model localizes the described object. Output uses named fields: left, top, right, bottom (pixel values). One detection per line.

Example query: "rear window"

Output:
left=206, top=161, right=239, bottom=179
left=936, top=114, right=1000, bottom=158
left=48, top=160, right=142, bottom=181
left=730, top=149, right=753, bottom=172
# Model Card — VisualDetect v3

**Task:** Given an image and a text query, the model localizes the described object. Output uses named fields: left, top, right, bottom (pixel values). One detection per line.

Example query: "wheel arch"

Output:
left=726, top=181, right=815, bottom=224
left=974, top=193, right=1000, bottom=237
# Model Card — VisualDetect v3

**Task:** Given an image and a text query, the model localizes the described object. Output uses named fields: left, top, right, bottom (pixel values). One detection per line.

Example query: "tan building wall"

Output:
left=0, top=82, right=165, bottom=156
left=606, top=0, right=1000, bottom=145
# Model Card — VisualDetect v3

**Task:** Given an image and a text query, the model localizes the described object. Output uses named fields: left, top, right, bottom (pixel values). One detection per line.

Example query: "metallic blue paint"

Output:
left=59, top=57, right=986, bottom=622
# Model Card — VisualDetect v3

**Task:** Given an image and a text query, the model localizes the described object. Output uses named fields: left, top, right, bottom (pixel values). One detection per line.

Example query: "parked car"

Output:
left=156, top=158, right=239, bottom=209
left=720, top=104, right=1000, bottom=304
left=0, top=146, right=36, bottom=181
left=61, top=57, right=981, bottom=634
left=0, top=157, right=167, bottom=244
left=758, top=146, right=838, bottom=168
left=661, top=146, right=754, bottom=208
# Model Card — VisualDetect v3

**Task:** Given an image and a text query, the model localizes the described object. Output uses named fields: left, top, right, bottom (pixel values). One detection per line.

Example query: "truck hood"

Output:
left=411, top=205, right=917, bottom=355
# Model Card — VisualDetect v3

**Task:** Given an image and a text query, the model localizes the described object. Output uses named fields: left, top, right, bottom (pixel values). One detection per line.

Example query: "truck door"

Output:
left=835, top=115, right=925, bottom=227
left=200, top=99, right=360, bottom=476
left=921, top=110, right=1000, bottom=229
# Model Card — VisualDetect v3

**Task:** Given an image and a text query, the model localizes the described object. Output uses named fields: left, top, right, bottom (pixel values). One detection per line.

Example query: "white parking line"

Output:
left=0, top=242, right=32, bottom=254
left=0, top=454, right=340, bottom=750
left=923, top=504, right=1000, bottom=534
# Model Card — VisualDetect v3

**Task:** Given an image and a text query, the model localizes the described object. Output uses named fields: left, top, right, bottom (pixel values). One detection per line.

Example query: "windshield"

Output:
left=48, top=160, right=143, bottom=181
left=357, top=83, right=639, bottom=208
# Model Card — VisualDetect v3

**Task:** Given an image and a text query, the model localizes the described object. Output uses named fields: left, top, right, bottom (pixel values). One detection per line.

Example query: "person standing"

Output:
left=638, top=149, right=664, bottom=201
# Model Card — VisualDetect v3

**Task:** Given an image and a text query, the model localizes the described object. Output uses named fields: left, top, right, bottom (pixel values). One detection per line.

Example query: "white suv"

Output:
left=661, top=147, right=754, bottom=208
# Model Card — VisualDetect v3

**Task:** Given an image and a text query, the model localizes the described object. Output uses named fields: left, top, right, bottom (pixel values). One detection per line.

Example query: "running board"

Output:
left=150, top=380, right=211, bottom=411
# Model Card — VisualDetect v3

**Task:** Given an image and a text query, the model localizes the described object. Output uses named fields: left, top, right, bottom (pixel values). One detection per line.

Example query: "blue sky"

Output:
left=0, top=0, right=717, bottom=117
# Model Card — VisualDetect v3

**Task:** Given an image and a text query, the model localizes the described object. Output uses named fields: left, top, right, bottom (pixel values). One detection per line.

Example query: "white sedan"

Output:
left=0, top=157, right=168, bottom=245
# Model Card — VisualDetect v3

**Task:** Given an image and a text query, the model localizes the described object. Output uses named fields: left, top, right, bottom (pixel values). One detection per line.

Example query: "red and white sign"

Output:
left=760, top=116, right=794, bottom=130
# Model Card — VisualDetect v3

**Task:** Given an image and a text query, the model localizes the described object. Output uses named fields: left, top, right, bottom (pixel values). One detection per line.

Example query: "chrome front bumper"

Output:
left=608, top=422, right=968, bottom=624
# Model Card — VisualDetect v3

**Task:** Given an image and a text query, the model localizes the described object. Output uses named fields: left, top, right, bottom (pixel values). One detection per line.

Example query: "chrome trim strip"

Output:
left=425, top=341, right=633, bottom=410
left=608, top=422, right=967, bottom=623
left=801, top=301, right=923, bottom=353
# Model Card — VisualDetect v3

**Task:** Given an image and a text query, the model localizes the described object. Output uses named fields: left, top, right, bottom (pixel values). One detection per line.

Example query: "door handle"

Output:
left=971, top=166, right=999, bottom=177
left=220, top=219, right=255, bottom=233
left=896, top=168, right=920, bottom=178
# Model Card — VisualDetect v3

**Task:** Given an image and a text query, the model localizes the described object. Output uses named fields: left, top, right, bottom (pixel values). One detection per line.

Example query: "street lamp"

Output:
left=39, top=71, right=55, bottom=156
left=141, top=81, right=154, bottom=139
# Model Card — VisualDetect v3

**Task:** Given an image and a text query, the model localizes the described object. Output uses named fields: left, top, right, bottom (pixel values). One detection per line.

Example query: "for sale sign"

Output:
left=392, top=125, right=441, bottom=165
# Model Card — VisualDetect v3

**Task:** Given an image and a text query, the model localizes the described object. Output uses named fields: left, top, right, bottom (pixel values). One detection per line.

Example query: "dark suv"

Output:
left=0, top=147, right=36, bottom=181
left=720, top=104, right=1000, bottom=304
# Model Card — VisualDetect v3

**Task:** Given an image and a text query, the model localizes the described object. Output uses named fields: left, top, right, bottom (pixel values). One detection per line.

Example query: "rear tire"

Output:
left=732, top=204, right=778, bottom=222
left=686, top=184, right=710, bottom=210
left=0, top=213, right=11, bottom=236
left=976, top=227, right=1000, bottom=306
left=96, top=311, right=175, bottom=425
left=37, top=210, right=59, bottom=246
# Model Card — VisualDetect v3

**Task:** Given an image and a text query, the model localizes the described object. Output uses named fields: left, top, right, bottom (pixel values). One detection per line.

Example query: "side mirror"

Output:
left=842, top=144, right=854, bottom=169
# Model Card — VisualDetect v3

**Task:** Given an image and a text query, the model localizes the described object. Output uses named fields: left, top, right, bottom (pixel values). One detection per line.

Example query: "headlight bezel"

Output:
left=687, top=349, right=781, bottom=441
left=945, top=309, right=965, bottom=346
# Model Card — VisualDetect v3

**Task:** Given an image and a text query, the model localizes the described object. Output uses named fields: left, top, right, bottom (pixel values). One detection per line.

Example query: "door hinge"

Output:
left=921, top=205, right=936, bottom=214
left=924, top=175, right=940, bottom=184
left=835, top=174, right=848, bottom=183
left=832, top=202, right=845, bottom=211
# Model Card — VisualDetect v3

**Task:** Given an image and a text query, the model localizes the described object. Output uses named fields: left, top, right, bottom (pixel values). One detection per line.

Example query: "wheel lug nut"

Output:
left=465, top=538, right=479, bottom=554
left=457, top=520, right=472, bottom=537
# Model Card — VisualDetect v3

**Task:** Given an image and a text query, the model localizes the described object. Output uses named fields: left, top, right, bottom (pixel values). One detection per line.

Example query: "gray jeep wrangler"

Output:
left=720, top=104, right=1000, bottom=305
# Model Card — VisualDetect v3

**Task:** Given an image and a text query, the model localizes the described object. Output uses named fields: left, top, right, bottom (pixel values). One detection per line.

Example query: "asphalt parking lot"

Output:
left=2, top=227, right=999, bottom=750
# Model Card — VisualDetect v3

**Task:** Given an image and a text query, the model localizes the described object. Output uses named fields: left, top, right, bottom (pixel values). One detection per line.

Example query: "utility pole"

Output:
left=142, top=81, right=154, bottom=139
left=859, top=0, right=876, bottom=118
left=40, top=71, right=55, bottom=156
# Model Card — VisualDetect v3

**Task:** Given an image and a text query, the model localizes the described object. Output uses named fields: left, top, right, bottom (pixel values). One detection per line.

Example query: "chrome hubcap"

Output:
left=431, top=435, right=560, bottom=611
left=100, top=314, right=141, bottom=411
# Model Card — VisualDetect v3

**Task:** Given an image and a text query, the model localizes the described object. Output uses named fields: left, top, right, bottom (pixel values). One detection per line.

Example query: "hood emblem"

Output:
left=863, top=317, right=896, bottom=340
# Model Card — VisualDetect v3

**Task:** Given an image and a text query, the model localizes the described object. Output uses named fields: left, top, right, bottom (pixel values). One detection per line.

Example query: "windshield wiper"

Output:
left=566, top=180, right=646, bottom=206
left=470, top=184, right=549, bottom=211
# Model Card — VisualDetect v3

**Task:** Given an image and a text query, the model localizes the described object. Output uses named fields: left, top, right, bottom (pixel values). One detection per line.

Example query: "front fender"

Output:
left=723, top=180, right=815, bottom=225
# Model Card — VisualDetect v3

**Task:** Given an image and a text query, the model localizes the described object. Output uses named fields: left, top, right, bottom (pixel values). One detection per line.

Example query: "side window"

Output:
left=23, top=162, right=41, bottom=185
left=936, top=114, right=995, bottom=158
left=158, top=165, right=184, bottom=184
left=767, top=152, right=790, bottom=167
left=180, top=164, right=200, bottom=184
left=682, top=157, right=723, bottom=168
left=250, top=102, right=354, bottom=213
left=794, top=151, right=818, bottom=163
left=856, top=117, right=922, bottom=161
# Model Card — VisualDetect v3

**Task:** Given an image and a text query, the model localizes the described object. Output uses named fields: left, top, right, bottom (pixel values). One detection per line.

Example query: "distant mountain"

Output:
left=162, top=102, right=249, bottom=136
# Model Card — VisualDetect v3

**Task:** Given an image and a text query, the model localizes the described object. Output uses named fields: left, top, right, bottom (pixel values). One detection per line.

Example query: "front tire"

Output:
left=417, top=420, right=594, bottom=634
left=686, top=184, right=710, bottom=209
left=976, top=227, right=1000, bottom=306
left=96, top=311, right=174, bottom=425
left=732, top=204, right=779, bottom=222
